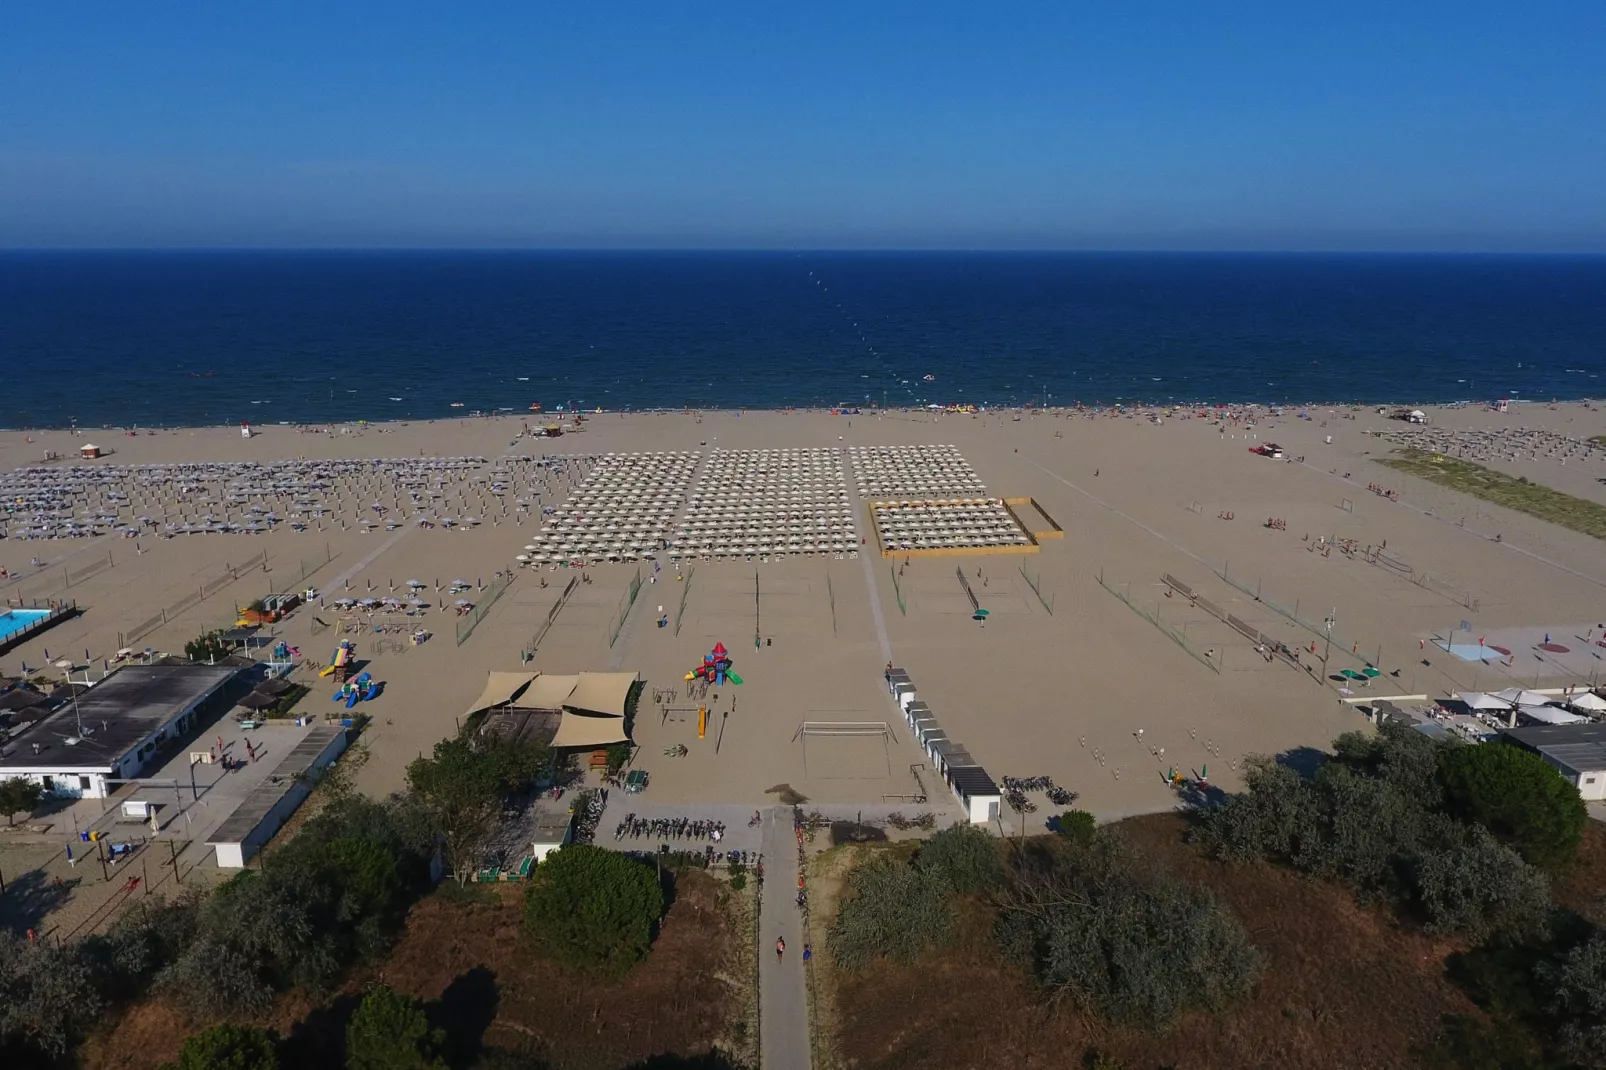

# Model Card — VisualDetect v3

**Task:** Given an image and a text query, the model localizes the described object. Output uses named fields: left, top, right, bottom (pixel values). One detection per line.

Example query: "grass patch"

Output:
left=1378, top=448, right=1606, bottom=540
left=1590, top=435, right=1606, bottom=447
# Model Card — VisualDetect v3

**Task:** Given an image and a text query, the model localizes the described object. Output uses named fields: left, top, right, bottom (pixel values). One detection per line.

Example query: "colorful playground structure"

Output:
left=318, top=640, right=355, bottom=679
left=685, top=642, right=742, bottom=687
left=332, top=671, right=382, bottom=709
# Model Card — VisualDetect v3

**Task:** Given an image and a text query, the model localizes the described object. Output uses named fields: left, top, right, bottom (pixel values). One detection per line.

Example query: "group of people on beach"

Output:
left=1264, top=517, right=1287, bottom=530
left=1366, top=483, right=1399, bottom=500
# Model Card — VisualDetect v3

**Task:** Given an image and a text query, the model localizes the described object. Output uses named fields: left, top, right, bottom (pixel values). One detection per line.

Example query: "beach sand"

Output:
left=5, top=400, right=1606, bottom=829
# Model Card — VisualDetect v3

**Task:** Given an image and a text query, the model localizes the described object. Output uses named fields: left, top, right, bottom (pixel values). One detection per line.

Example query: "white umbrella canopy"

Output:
left=1567, top=691, right=1606, bottom=713
left=1457, top=691, right=1514, bottom=710
left=1492, top=687, right=1553, bottom=707
left=1520, top=706, right=1588, bottom=726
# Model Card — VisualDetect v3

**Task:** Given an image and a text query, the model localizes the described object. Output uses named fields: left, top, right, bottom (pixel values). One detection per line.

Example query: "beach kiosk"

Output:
left=79, top=443, right=102, bottom=459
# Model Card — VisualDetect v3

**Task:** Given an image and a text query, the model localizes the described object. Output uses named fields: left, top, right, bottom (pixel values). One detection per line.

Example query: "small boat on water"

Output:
left=922, top=374, right=935, bottom=382
left=450, top=402, right=464, bottom=408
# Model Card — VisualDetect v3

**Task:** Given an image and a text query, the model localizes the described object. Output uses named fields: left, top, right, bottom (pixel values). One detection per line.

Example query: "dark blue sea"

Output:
left=2, top=251, right=1603, bottom=428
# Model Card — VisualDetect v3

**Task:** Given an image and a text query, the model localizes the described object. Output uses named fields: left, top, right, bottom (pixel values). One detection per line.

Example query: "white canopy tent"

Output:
left=1567, top=691, right=1606, bottom=713
left=1519, top=706, right=1589, bottom=726
left=1457, top=691, right=1513, bottom=711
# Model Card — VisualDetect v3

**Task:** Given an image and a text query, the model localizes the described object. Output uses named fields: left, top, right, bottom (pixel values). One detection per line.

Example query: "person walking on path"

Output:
left=776, top=936, right=786, bottom=962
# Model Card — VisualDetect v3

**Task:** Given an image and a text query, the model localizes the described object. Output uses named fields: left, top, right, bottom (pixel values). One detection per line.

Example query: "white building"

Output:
left=0, top=664, right=239, bottom=799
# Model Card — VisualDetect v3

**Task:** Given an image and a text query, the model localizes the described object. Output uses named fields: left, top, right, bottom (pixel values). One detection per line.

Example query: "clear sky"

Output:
left=2, top=3, right=1603, bottom=251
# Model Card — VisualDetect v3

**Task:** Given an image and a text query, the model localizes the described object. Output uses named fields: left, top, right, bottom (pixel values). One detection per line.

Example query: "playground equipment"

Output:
left=684, top=641, right=743, bottom=686
left=318, top=640, right=355, bottom=678
left=332, top=671, right=381, bottom=708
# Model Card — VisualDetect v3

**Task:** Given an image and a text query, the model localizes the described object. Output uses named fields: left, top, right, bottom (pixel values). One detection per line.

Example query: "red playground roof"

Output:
left=711, top=642, right=728, bottom=656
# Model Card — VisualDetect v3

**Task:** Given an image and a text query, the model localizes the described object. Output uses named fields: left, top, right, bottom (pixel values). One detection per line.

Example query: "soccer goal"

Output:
left=792, top=720, right=897, bottom=743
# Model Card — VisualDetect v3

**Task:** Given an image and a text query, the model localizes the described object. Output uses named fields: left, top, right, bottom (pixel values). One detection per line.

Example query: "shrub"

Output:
left=346, top=984, right=446, bottom=1070
left=1055, top=809, right=1097, bottom=846
left=1407, top=823, right=1550, bottom=942
left=0, top=933, right=104, bottom=1059
left=1440, top=742, right=1587, bottom=873
left=164, top=1023, right=279, bottom=1070
left=1001, top=854, right=1260, bottom=1028
left=523, top=845, right=663, bottom=975
left=158, top=867, right=341, bottom=1016
left=1191, top=755, right=1320, bottom=864
left=828, top=854, right=953, bottom=970
left=82, top=893, right=202, bottom=1001
left=1544, top=930, right=1606, bottom=1065
left=913, top=822, right=1004, bottom=894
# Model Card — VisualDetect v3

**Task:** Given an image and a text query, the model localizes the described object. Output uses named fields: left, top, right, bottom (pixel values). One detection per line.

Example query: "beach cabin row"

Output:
left=884, top=668, right=1001, bottom=824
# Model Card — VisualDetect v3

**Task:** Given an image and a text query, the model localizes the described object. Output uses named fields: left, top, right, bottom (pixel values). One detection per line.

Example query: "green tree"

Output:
left=345, top=984, right=446, bottom=1070
left=166, top=1023, right=279, bottom=1070
left=406, top=736, right=535, bottom=884
left=0, top=777, right=43, bottom=825
left=1439, top=742, right=1587, bottom=873
left=523, top=845, right=663, bottom=975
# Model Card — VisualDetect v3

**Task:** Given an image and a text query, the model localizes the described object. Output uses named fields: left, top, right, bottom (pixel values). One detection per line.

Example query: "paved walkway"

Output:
left=758, top=807, right=811, bottom=1070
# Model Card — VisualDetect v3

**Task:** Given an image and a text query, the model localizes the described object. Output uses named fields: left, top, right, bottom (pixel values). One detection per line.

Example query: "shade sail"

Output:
left=463, top=671, right=536, bottom=719
left=566, top=671, right=637, bottom=717
left=1567, top=692, right=1606, bottom=713
left=1493, top=687, right=1554, bottom=707
left=1457, top=691, right=1513, bottom=710
left=515, top=673, right=579, bottom=710
left=550, top=711, right=630, bottom=748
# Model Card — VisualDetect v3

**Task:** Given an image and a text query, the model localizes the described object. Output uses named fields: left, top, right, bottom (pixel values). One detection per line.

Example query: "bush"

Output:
left=523, top=845, right=663, bottom=975
left=913, top=822, right=1004, bottom=894
left=82, top=893, right=201, bottom=1001
left=1055, top=809, right=1097, bottom=846
left=828, top=854, right=953, bottom=970
left=0, top=933, right=104, bottom=1059
left=1000, top=844, right=1261, bottom=1028
left=165, top=1023, right=279, bottom=1070
left=1544, top=930, right=1606, bottom=1065
left=1191, top=755, right=1320, bottom=864
left=1407, top=823, right=1551, bottom=942
left=346, top=984, right=446, bottom=1070
left=1195, top=725, right=1561, bottom=943
left=1440, top=742, right=1588, bottom=873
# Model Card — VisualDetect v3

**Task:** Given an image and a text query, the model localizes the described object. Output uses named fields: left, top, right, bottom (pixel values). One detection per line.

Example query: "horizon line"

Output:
left=4, top=246, right=1606, bottom=257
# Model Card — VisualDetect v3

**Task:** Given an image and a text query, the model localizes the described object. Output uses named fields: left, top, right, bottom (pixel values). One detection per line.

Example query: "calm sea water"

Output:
left=1, top=251, right=1603, bottom=428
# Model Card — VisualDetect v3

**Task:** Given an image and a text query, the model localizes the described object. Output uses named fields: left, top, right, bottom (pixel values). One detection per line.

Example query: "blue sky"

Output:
left=2, top=3, right=1603, bottom=250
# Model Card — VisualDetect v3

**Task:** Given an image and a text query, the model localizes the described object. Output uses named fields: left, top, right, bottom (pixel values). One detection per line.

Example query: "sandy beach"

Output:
left=5, top=399, right=1606, bottom=828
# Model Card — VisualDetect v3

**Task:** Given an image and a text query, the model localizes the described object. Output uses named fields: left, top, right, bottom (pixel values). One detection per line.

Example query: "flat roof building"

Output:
left=0, top=664, right=239, bottom=799
left=208, top=725, right=348, bottom=868
left=1500, top=723, right=1606, bottom=801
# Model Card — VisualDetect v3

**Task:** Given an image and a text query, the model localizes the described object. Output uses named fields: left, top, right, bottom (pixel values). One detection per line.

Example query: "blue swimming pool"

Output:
left=0, top=608, right=50, bottom=643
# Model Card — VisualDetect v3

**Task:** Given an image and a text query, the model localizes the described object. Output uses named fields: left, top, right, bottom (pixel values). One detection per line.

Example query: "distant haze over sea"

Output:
left=1, top=251, right=1603, bottom=429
